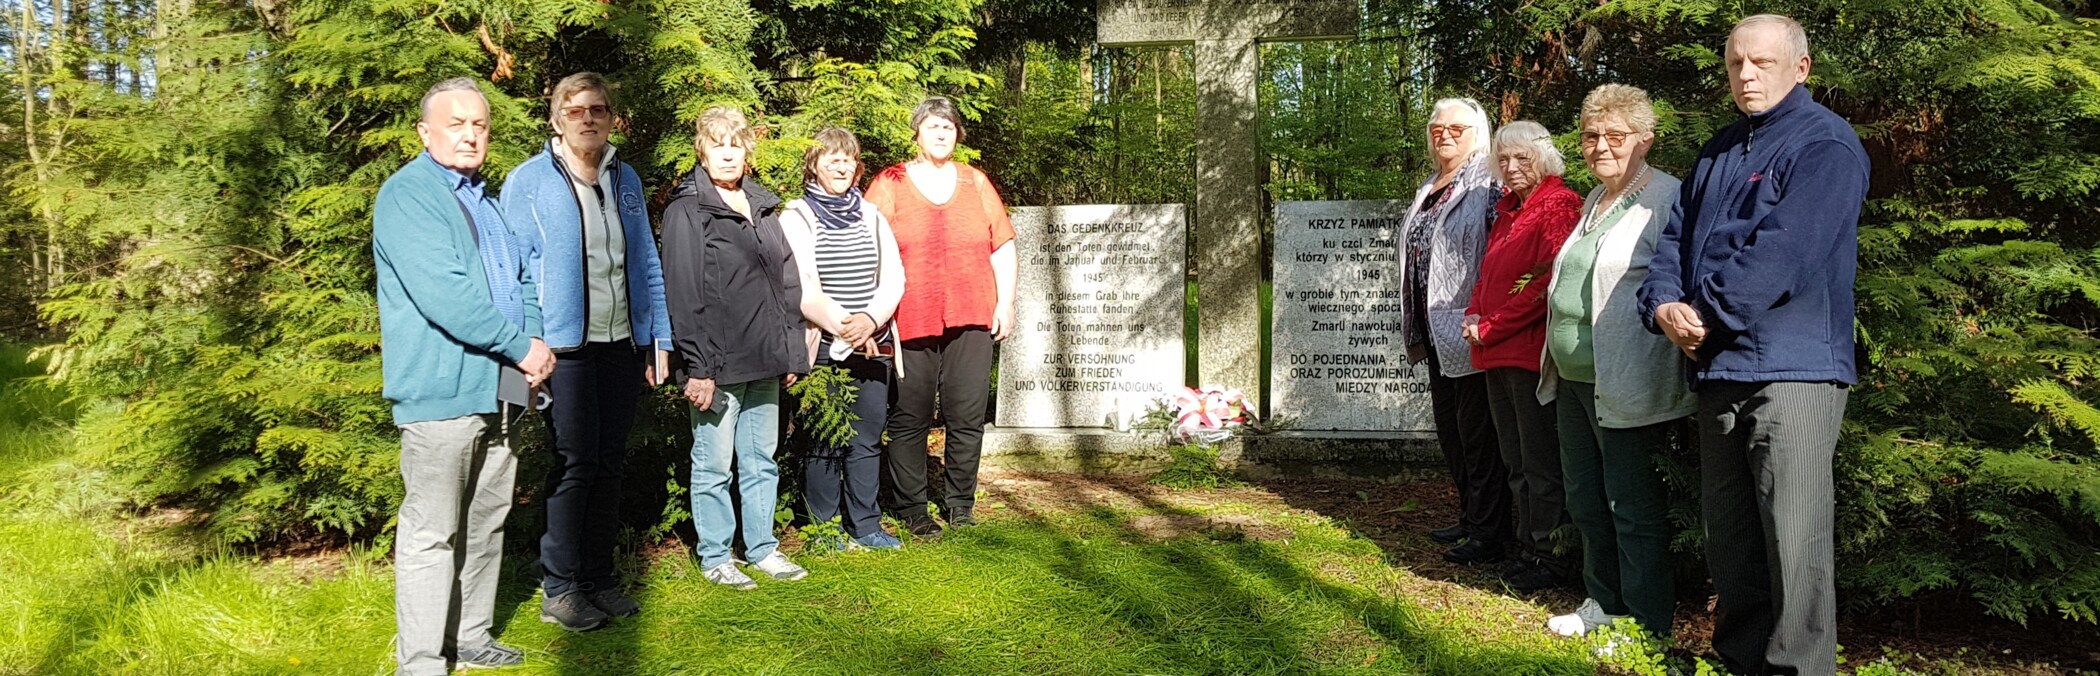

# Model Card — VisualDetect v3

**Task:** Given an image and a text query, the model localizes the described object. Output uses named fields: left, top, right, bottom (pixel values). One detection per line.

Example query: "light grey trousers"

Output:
left=395, top=412, right=517, bottom=676
left=1699, top=381, right=1846, bottom=676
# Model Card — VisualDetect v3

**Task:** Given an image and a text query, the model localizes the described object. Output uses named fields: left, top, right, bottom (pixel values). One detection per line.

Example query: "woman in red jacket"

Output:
left=1464, top=120, right=1582, bottom=592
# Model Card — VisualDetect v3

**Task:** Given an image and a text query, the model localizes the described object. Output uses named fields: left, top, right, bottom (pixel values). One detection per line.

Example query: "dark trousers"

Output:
left=1699, top=381, right=1846, bottom=676
left=1485, top=367, right=1566, bottom=568
left=806, top=354, right=891, bottom=538
left=1427, top=351, right=1509, bottom=543
left=1558, top=380, right=1676, bottom=635
left=539, top=341, right=642, bottom=598
left=887, top=328, right=993, bottom=518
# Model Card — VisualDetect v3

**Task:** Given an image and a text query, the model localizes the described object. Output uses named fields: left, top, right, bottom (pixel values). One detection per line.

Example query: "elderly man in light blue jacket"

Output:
left=499, top=72, right=671, bottom=631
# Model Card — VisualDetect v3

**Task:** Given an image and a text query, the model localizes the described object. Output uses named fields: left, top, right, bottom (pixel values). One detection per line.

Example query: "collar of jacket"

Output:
left=418, top=150, right=484, bottom=191
left=1745, top=82, right=1813, bottom=129
left=547, top=138, right=619, bottom=181
left=1495, top=175, right=1567, bottom=215
left=1420, top=150, right=1497, bottom=195
left=675, top=171, right=783, bottom=218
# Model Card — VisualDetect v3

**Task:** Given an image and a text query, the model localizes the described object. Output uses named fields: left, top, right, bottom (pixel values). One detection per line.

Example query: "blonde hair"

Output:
left=1492, top=121, right=1565, bottom=180
left=1578, top=84, right=1659, bottom=135
left=695, top=105, right=755, bottom=170
left=548, top=72, right=612, bottom=128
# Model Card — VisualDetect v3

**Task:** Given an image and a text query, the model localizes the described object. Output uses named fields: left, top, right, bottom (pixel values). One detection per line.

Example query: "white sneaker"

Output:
left=703, top=562, right=757, bottom=590
left=747, top=550, right=808, bottom=581
left=1546, top=598, right=1624, bottom=636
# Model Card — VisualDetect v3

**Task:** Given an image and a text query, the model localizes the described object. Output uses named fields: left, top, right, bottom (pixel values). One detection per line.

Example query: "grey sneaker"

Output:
left=702, top=561, right=757, bottom=590
left=538, top=590, right=609, bottom=632
left=585, top=586, right=640, bottom=618
left=454, top=641, right=524, bottom=669
left=747, top=550, right=809, bottom=581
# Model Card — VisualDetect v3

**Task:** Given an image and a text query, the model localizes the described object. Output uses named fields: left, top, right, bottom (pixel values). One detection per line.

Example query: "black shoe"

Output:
left=1504, top=564, right=1567, bottom=593
left=539, top=590, right=609, bottom=632
left=1428, top=524, right=1468, bottom=545
left=1443, top=539, right=1505, bottom=565
left=586, top=586, right=640, bottom=618
left=945, top=507, right=977, bottom=528
left=455, top=641, right=525, bottom=669
left=1497, top=560, right=1536, bottom=582
left=903, top=515, right=944, bottom=539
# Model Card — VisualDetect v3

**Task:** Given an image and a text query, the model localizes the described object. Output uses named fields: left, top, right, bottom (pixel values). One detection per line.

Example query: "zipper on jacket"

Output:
left=548, top=145, right=598, bottom=352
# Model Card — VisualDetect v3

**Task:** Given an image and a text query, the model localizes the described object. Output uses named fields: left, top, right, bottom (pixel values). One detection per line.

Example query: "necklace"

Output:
left=1584, top=164, right=1651, bottom=233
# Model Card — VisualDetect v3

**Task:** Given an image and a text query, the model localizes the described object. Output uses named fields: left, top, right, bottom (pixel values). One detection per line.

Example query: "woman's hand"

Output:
left=1462, top=314, right=1484, bottom=346
left=684, top=377, right=718, bottom=411
left=992, top=300, right=1017, bottom=342
left=838, top=313, right=877, bottom=344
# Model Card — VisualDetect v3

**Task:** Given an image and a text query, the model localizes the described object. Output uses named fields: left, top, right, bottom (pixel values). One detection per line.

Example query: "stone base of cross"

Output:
left=1097, top=0, right=1360, bottom=413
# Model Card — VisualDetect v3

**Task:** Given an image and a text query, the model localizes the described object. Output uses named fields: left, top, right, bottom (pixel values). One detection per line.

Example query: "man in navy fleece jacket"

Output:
left=1637, top=14, right=1869, bottom=676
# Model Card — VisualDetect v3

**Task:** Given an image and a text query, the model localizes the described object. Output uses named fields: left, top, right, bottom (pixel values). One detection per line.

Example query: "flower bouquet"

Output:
left=1141, top=385, right=1261, bottom=488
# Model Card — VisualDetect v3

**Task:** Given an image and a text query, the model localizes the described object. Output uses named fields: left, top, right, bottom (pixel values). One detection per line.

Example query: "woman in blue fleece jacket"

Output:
left=500, top=72, right=671, bottom=630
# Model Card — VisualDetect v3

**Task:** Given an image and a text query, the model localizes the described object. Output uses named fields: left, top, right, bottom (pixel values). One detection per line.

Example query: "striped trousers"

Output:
left=1698, top=381, right=1847, bottom=676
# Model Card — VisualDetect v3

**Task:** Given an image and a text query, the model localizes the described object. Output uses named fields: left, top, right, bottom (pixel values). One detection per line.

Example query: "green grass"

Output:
left=0, top=342, right=1604, bottom=675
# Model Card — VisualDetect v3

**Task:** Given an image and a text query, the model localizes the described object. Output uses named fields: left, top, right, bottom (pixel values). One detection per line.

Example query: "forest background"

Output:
left=0, top=0, right=2096, bottom=630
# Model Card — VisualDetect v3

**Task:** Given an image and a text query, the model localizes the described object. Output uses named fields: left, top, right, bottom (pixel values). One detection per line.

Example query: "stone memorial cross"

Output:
left=1096, top=0, right=1359, bottom=409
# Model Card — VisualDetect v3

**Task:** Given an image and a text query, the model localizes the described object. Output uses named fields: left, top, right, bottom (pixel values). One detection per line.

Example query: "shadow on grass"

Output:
left=973, top=477, right=1592, bottom=674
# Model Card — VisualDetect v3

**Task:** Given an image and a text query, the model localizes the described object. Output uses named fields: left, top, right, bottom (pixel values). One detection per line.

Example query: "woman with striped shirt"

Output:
left=782, top=127, right=907, bottom=550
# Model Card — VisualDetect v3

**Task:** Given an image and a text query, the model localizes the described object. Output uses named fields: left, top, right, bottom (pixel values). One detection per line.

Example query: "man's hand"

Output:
left=1461, top=314, right=1483, bottom=346
left=1654, top=302, right=1707, bottom=359
left=991, top=301, right=1017, bottom=342
left=838, top=313, right=877, bottom=344
left=521, top=338, right=556, bottom=386
left=684, top=377, right=717, bottom=411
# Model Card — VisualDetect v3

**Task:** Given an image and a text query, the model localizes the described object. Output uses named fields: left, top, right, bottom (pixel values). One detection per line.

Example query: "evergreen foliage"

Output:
left=0, top=0, right=2096, bottom=626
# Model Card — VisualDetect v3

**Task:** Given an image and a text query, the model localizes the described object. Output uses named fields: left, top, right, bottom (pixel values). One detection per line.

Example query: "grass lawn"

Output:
left=0, top=388, right=1601, bottom=674
left=2, top=342, right=2086, bottom=676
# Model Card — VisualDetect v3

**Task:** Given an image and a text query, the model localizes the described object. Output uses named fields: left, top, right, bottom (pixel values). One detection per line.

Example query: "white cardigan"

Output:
left=1537, top=172, right=1696, bottom=429
left=780, top=199, right=907, bottom=373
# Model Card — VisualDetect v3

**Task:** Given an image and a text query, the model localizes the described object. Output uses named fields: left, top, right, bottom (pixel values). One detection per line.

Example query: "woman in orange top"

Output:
left=863, top=96, right=1017, bottom=538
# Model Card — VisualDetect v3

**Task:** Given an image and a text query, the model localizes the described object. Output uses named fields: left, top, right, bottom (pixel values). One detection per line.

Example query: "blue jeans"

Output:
left=688, top=378, right=782, bottom=570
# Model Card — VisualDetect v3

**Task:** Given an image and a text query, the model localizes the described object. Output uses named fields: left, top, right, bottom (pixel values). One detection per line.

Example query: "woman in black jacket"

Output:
left=660, top=105, right=812, bottom=590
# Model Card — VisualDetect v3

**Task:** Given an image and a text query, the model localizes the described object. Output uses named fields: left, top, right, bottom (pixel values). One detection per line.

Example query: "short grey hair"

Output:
left=1491, top=121, right=1565, bottom=181
left=420, top=77, right=489, bottom=120
left=1734, top=14, right=1810, bottom=62
left=1428, top=97, right=1493, bottom=159
left=910, top=96, right=965, bottom=142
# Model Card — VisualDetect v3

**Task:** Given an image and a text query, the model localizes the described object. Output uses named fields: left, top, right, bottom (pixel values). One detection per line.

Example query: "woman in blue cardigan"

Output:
left=499, top=72, right=672, bottom=631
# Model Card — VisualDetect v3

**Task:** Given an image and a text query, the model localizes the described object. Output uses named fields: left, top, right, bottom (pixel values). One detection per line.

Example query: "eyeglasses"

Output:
left=1580, top=130, right=1638, bottom=150
left=561, top=104, right=612, bottom=121
left=1429, top=124, right=1472, bottom=140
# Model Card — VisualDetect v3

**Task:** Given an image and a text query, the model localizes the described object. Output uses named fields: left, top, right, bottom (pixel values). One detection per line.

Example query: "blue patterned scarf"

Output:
left=803, top=183, right=865, bottom=230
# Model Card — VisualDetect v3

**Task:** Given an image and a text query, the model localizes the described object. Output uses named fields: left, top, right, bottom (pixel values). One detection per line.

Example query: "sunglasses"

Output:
left=560, top=104, right=612, bottom=121
left=1580, top=130, right=1639, bottom=150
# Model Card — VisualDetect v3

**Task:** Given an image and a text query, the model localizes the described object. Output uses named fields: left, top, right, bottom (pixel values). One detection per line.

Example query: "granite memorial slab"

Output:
left=996, top=204, right=1188, bottom=429
left=1270, top=199, right=1434, bottom=432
